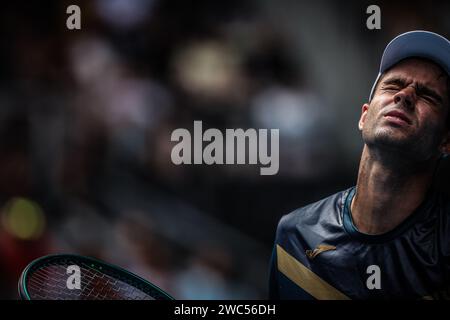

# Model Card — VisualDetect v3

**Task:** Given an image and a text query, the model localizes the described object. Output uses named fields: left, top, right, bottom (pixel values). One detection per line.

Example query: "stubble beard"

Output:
left=362, top=118, right=443, bottom=167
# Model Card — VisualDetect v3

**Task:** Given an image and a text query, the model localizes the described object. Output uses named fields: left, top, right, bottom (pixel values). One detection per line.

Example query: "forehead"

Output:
left=382, top=58, right=448, bottom=93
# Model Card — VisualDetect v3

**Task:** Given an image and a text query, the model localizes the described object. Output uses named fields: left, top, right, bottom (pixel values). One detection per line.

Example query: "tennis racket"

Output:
left=18, top=254, right=175, bottom=300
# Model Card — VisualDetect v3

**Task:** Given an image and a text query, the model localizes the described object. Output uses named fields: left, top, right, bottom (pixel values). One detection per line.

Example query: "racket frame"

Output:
left=18, top=253, right=175, bottom=300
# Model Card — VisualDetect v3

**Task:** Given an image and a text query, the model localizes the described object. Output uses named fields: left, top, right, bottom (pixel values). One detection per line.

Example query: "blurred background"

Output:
left=0, top=0, right=449, bottom=299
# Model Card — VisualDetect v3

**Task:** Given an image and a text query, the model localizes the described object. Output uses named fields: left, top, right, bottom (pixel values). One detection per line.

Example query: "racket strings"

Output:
left=25, top=258, right=155, bottom=300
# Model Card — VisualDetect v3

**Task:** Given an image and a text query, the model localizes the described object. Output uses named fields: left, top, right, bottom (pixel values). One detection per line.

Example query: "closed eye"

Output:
left=382, top=85, right=401, bottom=92
left=380, top=77, right=444, bottom=108
left=380, top=77, right=407, bottom=92
left=419, top=94, right=437, bottom=105
left=415, top=84, right=443, bottom=108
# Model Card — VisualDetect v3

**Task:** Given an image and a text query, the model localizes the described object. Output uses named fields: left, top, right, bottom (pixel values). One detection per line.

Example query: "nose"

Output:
left=393, top=86, right=416, bottom=110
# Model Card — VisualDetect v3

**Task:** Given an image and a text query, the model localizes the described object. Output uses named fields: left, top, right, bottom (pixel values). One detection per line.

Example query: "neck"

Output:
left=351, top=146, right=436, bottom=235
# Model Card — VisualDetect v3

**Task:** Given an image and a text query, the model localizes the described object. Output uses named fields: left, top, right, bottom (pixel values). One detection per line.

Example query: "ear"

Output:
left=358, top=103, right=370, bottom=131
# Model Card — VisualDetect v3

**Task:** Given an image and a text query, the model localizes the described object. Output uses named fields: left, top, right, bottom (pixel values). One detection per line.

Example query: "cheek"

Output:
left=366, top=100, right=386, bottom=123
left=416, top=106, right=447, bottom=138
left=416, top=103, right=440, bottom=124
left=376, top=93, right=394, bottom=108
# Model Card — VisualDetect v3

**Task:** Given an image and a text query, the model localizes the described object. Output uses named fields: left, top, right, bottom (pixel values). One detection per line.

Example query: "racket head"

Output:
left=18, top=254, right=175, bottom=300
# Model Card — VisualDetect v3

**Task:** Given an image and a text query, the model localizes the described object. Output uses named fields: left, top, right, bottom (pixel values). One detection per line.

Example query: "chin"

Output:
left=365, top=129, right=414, bottom=150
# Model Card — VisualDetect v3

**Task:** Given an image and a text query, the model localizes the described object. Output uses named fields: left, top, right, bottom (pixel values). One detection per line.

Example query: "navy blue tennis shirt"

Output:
left=269, top=187, right=450, bottom=299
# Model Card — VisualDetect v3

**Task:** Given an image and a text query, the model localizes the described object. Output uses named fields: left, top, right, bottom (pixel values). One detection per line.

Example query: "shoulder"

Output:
left=418, top=189, right=450, bottom=256
left=275, top=188, right=352, bottom=240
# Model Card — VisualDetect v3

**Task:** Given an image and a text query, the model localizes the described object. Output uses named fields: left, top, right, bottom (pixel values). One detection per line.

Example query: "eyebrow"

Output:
left=381, top=76, right=444, bottom=105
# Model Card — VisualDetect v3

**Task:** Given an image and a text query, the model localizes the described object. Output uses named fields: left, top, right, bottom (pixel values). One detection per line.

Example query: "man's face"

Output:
left=359, top=58, right=450, bottom=162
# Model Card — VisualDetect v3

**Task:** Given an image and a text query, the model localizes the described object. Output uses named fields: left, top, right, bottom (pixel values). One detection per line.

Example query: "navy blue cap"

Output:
left=369, top=30, right=450, bottom=101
